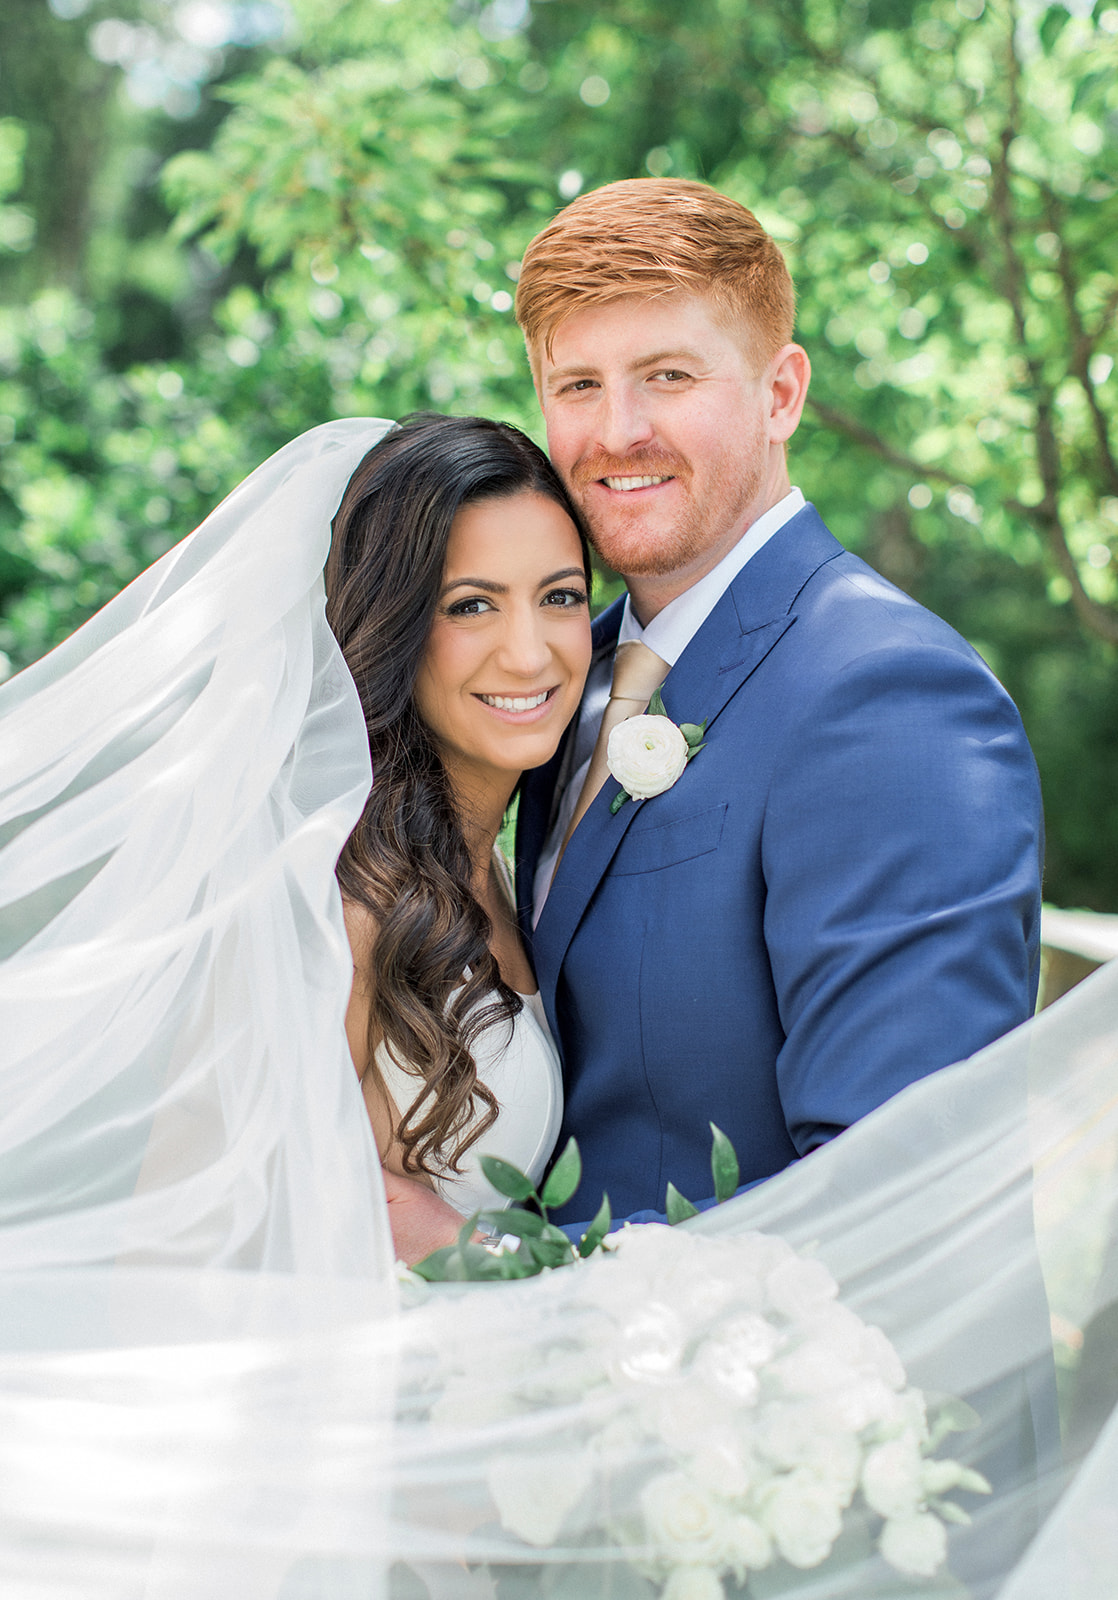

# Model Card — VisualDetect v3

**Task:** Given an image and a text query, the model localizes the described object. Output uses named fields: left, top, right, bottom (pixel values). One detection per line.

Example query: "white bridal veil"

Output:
left=0, top=420, right=1115, bottom=1600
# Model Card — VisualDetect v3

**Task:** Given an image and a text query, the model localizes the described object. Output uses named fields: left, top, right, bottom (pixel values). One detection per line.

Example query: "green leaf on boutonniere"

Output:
left=540, top=1135, right=581, bottom=1210
left=479, top=1154, right=537, bottom=1203
left=666, top=1182, right=699, bottom=1225
left=679, top=721, right=707, bottom=753
left=579, top=1193, right=612, bottom=1257
left=710, top=1121, right=740, bottom=1202
left=648, top=687, right=668, bottom=718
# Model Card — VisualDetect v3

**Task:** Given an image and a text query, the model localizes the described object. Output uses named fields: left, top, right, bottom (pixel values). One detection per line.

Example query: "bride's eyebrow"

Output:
left=441, top=577, right=506, bottom=594
left=440, top=567, right=587, bottom=597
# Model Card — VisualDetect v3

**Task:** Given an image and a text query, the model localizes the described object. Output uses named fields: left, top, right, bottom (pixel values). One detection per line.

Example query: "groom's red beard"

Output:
left=568, top=447, right=762, bottom=579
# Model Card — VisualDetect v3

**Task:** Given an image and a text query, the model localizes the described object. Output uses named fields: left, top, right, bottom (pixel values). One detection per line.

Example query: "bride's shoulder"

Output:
left=342, top=896, right=380, bottom=979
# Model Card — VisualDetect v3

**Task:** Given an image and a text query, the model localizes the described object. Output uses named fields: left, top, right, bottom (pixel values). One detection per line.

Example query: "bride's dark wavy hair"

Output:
left=325, top=413, right=591, bottom=1179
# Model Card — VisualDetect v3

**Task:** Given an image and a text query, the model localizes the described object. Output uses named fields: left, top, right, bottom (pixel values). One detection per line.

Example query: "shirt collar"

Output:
left=617, top=488, right=805, bottom=665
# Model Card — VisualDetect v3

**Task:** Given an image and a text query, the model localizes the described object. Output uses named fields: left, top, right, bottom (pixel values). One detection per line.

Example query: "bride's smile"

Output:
left=414, top=490, right=591, bottom=793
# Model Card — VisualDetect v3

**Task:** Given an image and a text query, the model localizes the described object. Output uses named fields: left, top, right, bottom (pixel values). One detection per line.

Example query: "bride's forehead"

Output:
left=443, top=493, right=582, bottom=569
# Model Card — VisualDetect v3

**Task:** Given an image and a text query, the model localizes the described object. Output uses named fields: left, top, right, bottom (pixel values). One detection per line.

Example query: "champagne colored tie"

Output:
left=561, top=639, right=670, bottom=850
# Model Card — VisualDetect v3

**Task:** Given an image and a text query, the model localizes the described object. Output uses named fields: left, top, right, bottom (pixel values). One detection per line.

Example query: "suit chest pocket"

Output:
left=610, top=801, right=728, bottom=875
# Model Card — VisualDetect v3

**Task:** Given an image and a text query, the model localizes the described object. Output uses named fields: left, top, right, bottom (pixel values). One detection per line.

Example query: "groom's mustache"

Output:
left=569, top=449, right=690, bottom=491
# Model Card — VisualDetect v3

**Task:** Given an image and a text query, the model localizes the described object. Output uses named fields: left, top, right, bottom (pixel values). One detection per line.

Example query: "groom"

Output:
left=384, top=178, right=1042, bottom=1256
left=511, top=178, right=1043, bottom=1227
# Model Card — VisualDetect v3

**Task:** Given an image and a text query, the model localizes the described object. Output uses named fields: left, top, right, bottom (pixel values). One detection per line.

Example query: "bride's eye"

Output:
left=542, top=587, right=588, bottom=609
left=446, top=595, right=495, bottom=617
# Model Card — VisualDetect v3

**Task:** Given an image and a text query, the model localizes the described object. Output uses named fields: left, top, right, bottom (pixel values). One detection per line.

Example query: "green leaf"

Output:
left=666, top=1182, right=699, bottom=1225
left=579, top=1193, right=612, bottom=1257
left=710, top=1122, right=741, bottom=1203
left=540, top=1136, right=582, bottom=1211
left=477, top=1207, right=544, bottom=1239
left=479, top=1155, right=537, bottom=1203
left=683, top=742, right=706, bottom=763
left=648, top=687, right=667, bottom=717
left=934, top=1501, right=973, bottom=1527
left=1039, top=4, right=1068, bottom=52
left=410, top=1244, right=458, bottom=1282
left=926, top=1396, right=982, bottom=1448
left=609, top=790, right=631, bottom=815
left=524, top=1234, right=576, bottom=1269
left=679, top=722, right=706, bottom=746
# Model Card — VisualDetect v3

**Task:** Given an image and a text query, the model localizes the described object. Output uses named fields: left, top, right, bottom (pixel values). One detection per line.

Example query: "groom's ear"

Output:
left=765, top=344, right=811, bottom=445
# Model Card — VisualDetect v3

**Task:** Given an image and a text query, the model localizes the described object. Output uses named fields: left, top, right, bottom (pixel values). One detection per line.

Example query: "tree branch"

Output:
left=805, top=398, right=959, bottom=486
left=1044, top=197, right=1118, bottom=497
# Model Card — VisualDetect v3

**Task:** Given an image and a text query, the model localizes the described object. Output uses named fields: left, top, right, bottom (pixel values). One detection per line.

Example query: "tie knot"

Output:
left=609, top=639, right=670, bottom=706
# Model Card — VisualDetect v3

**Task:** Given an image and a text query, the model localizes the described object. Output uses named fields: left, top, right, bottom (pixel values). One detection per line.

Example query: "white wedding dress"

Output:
left=1, top=419, right=1117, bottom=1600
left=375, top=978, right=562, bottom=1215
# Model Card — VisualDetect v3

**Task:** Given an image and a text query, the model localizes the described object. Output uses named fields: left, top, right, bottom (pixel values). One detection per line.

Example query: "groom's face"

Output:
left=535, top=293, right=775, bottom=601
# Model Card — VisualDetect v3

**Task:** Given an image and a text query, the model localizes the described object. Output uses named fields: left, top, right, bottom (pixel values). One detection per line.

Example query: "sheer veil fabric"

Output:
left=0, top=420, right=1115, bottom=1598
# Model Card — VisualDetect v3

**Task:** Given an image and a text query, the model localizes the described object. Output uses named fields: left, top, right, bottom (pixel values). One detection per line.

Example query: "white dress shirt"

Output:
left=532, top=488, right=806, bottom=922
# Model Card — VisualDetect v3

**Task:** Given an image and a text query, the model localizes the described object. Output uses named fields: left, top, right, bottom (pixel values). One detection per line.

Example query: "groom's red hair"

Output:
left=515, top=178, right=796, bottom=367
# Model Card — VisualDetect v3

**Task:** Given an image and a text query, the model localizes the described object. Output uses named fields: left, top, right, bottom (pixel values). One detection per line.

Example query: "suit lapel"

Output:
left=514, top=600, right=624, bottom=936
left=533, top=506, right=844, bottom=1019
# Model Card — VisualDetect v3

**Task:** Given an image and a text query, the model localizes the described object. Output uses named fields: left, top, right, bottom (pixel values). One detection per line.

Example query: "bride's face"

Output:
left=414, top=490, right=592, bottom=792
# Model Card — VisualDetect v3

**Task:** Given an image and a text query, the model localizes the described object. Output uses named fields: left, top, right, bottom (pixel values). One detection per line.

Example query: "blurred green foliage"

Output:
left=0, top=0, right=1116, bottom=906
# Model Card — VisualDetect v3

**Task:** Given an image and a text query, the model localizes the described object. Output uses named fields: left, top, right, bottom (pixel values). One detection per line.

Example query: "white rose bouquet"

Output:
left=409, top=1140, right=989, bottom=1598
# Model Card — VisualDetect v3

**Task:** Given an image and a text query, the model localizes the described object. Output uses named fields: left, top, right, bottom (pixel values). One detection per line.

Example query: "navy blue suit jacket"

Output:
left=515, top=505, right=1043, bottom=1226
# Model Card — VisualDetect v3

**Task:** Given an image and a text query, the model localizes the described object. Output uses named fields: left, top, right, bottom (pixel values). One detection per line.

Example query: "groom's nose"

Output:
left=594, top=382, right=656, bottom=459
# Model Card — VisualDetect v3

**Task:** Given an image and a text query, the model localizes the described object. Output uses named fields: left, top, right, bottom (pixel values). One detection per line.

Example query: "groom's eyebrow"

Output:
left=545, top=347, right=706, bottom=384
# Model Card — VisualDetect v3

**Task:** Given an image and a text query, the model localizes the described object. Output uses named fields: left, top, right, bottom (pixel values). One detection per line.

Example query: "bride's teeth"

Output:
left=603, top=475, right=671, bottom=491
left=481, top=691, right=550, bottom=711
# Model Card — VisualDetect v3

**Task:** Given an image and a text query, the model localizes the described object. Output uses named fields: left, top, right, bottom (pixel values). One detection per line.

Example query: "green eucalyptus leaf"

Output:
left=934, top=1501, right=973, bottom=1527
left=666, top=1182, right=699, bottom=1225
left=478, top=1155, right=537, bottom=1204
left=410, top=1245, right=457, bottom=1282
left=525, top=1234, right=576, bottom=1269
left=540, top=1137, right=581, bottom=1211
left=479, top=1207, right=544, bottom=1239
left=710, top=1122, right=741, bottom=1203
left=926, top=1396, right=982, bottom=1448
left=579, top=1193, right=612, bottom=1258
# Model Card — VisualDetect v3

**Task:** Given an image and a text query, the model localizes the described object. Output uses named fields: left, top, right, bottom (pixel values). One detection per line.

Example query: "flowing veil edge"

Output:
left=0, top=420, right=1115, bottom=1600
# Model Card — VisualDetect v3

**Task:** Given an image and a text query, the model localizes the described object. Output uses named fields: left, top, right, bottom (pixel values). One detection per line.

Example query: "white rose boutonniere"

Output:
left=607, top=689, right=707, bottom=814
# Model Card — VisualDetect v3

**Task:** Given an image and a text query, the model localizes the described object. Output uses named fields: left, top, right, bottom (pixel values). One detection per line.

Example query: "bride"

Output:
left=0, top=418, right=1116, bottom=1600
left=323, top=412, right=590, bottom=1221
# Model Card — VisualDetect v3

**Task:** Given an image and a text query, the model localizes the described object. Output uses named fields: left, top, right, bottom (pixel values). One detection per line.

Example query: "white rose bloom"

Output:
left=487, top=1449, right=593, bottom=1547
left=654, top=1383, right=732, bottom=1456
left=754, top=1467, right=844, bottom=1568
left=641, top=1471, right=730, bottom=1564
left=765, top=1254, right=840, bottom=1321
left=861, top=1437, right=926, bottom=1520
left=721, top=1512, right=774, bottom=1576
left=611, top=1301, right=686, bottom=1384
left=879, top=1510, right=948, bottom=1576
left=859, top=1322, right=908, bottom=1389
left=799, top=1431, right=862, bottom=1506
left=608, top=714, right=690, bottom=798
left=771, top=1338, right=857, bottom=1398
left=661, top=1566, right=725, bottom=1600
left=687, top=1433, right=756, bottom=1498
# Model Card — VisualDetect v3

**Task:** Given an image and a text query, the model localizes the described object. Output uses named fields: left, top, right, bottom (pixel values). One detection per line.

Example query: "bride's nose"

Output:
left=496, top=606, right=553, bottom=678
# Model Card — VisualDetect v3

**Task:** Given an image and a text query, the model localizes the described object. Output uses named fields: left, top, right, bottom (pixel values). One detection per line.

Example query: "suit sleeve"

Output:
left=761, top=640, right=1043, bottom=1155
